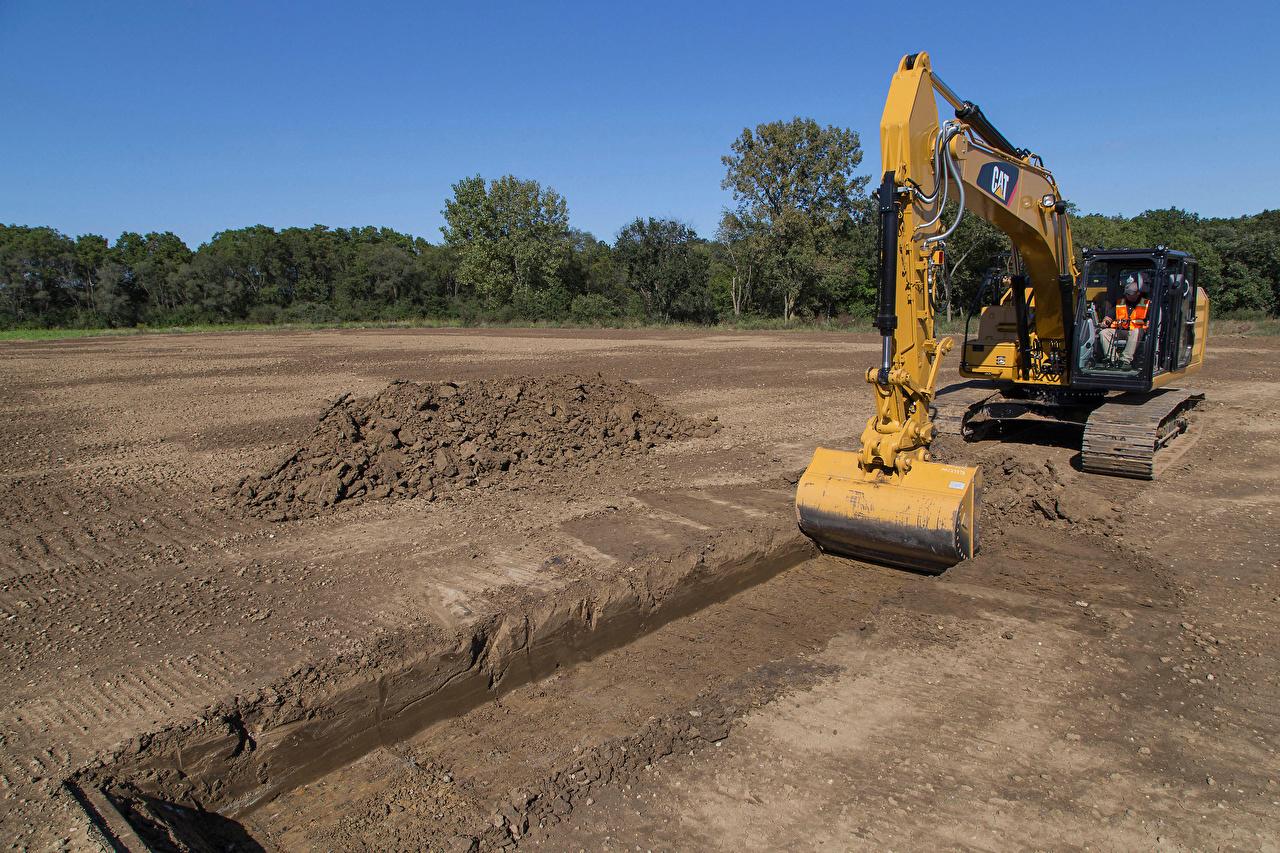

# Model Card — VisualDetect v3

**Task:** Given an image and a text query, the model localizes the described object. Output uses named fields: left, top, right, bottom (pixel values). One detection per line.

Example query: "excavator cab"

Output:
left=1071, top=248, right=1205, bottom=393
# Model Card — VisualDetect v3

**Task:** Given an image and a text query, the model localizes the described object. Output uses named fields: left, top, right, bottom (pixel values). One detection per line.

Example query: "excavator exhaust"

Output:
left=796, top=448, right=979, bottom=573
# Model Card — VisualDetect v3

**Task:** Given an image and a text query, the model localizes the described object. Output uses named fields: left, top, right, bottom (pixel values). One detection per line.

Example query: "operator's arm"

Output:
left=1102, top=302, right=1116, bottom=328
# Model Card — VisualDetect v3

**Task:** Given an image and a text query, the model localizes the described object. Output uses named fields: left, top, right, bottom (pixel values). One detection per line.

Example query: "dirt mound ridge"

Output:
left=933, top=437, right=1123, bottom=537
left=980, top=452, right=1067, bottom=524
left=227, top=374, right=719, bottom=520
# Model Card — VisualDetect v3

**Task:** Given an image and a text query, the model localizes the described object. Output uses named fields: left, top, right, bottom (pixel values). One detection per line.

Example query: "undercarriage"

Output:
left=933, top=382, right=1203, bottom=479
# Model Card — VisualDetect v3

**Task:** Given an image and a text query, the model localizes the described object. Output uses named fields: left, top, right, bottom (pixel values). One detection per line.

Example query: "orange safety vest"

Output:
left=1115, top=298, right=1149, bottom=330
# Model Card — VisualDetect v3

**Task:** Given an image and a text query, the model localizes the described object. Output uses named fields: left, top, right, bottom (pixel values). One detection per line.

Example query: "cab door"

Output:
left=1175, top=262, right=1199, bottom=370
left=1153, top=258, right=1182, bottom=377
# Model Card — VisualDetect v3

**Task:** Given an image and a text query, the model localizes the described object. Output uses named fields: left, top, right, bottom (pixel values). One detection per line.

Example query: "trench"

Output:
left=71, top=529, right=856, bottom=851
left=98, top=548, right=915, bottom=852
left=247, top=552, right=916, bottom=851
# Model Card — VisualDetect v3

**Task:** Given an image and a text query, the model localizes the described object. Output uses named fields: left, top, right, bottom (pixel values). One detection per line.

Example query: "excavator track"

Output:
left=1079, top=389, right=1204, bottom=480
left=932, top=381, right=1002, bottom=440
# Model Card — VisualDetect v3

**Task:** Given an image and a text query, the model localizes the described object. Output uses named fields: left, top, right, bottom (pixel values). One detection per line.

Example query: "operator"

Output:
left=1099, top=275, right=1149, bottom=366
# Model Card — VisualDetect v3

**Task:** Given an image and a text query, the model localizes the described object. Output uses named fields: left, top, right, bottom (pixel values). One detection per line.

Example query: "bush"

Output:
left=374, top=302, right=418, bottom=322
left=281, top=301, right=339, bottom=324
left=570, top=293, right=620, bottom=323
left=619, top=291, right=648, bottom=322
left=247, top=303, right=283, bottom=325
left=145, top=304, right=217, bottom=327
left=65, top=308, right=108, bottom=329
left=511, top=286, right=572, bottom=322
left=449, top=298, right=487, bottom=325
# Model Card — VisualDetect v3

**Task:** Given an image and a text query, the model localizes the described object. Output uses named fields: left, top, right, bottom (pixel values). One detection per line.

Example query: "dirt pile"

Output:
left=929, top=435, right=1072, bottom=527
left=227, top=374, right=719, bottom=520
left=976, top=451, right=1120, bottom=537
left=979, top=452, right=1067, bottom=524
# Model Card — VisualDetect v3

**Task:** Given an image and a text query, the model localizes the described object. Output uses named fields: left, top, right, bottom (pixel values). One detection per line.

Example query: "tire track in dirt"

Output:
left=0, top=473, right=273, bottom=807
left=0, top=480, right=241, bottom=586
left=9, top=651, right=250, bottom=744
left=2, top=482, right=220, bottom=564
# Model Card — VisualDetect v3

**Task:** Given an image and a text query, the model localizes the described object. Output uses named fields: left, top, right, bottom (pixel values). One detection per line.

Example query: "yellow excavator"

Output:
left=795, top=52, right=1208, bottom=572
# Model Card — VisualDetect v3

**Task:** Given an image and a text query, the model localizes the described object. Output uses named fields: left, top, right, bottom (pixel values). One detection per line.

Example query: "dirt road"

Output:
left=1, top=328, right=1277, bottom=850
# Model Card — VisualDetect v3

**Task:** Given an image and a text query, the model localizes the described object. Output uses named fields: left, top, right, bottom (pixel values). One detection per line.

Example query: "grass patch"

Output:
left=0, top=319, right=466, bottom=342
left=0, top=316, right=878, bottom=342
left=3, top=312, right=1277, bottom=342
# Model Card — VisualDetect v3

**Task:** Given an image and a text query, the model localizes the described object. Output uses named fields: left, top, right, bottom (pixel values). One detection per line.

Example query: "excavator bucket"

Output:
left=795, top=447, right=981, bottom=574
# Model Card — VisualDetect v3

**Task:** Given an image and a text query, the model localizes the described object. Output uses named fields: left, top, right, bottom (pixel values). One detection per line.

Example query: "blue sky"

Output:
left=2, top=1, right=1276, bottom=248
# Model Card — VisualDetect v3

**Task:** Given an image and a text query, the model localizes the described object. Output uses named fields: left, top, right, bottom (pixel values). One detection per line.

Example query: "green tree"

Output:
left=72, top=234, right=110, bottom=314
left=1230, top=212, right=1280, bottom=312
left=353, top=242, right=421, bottom=307
left=560, top=230, right=615, bottom=293
left=92, top=259, right=139, bottom=326
left=419, top=242, right=460, bottom=305
left=113, top=231, right=193, bottom=316
left=721, top=117, right=869, bottom=321
left=196, top=226, right=287, bottom=312
left=0, top=225, right=76, bottom=325
left=441, top=175, right=571, bottom=312
left=614, top=217, right=712, bottom=322
left=278, top=225, right=341, bottom=306
left=716, top=212, right=767, bottom=317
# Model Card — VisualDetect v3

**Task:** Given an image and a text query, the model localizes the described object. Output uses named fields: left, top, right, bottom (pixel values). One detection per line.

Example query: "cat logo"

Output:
left=977, top=162, right=1019, bottom=206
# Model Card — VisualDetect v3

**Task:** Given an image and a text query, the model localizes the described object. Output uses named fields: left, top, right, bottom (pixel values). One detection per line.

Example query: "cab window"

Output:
left=1075, top=260, right=1155, bottom=378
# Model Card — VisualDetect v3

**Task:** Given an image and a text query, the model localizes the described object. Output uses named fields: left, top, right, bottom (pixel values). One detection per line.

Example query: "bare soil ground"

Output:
left=1, top=327, right=1278, bottom=851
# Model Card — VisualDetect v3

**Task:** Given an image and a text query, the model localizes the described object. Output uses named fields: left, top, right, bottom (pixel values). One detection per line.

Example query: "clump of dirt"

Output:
left=979, top=452, right=1067, bottom=525
left=226, top=374, right=719, bottom=520
left=930, top=436, right=1126, bottom=539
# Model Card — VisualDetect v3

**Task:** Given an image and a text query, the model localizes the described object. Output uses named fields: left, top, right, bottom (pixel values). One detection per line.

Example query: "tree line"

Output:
left=4, top=118, right=1278, bottom=330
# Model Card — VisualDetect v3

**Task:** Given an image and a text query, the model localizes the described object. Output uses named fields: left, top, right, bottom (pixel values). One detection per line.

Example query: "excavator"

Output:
left=795, top=52, right=1208, bottom=572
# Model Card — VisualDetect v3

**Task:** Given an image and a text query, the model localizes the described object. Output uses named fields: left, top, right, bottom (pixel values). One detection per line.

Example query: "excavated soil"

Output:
left=2, top=328, right=1278, bottom=852
left=933, top=432, right=1121, bottom=538
left=226, top=374, right=719, bottom=520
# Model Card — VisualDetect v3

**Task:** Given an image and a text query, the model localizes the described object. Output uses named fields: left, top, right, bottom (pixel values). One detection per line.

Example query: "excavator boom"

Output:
left=797, top=53, right=986, bottom=572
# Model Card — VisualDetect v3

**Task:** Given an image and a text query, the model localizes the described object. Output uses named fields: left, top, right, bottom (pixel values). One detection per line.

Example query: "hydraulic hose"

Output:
left=912, top=128, right=947, bottom=206
left=954, top=101, right=1022, bottom=158
left=915, top=125, right=959, bottom=231
left=925, top=130, right=965, bottom=247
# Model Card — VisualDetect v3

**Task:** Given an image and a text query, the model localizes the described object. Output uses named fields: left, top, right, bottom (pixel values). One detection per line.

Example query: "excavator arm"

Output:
left=795, top=51, right=1079, bottom=571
